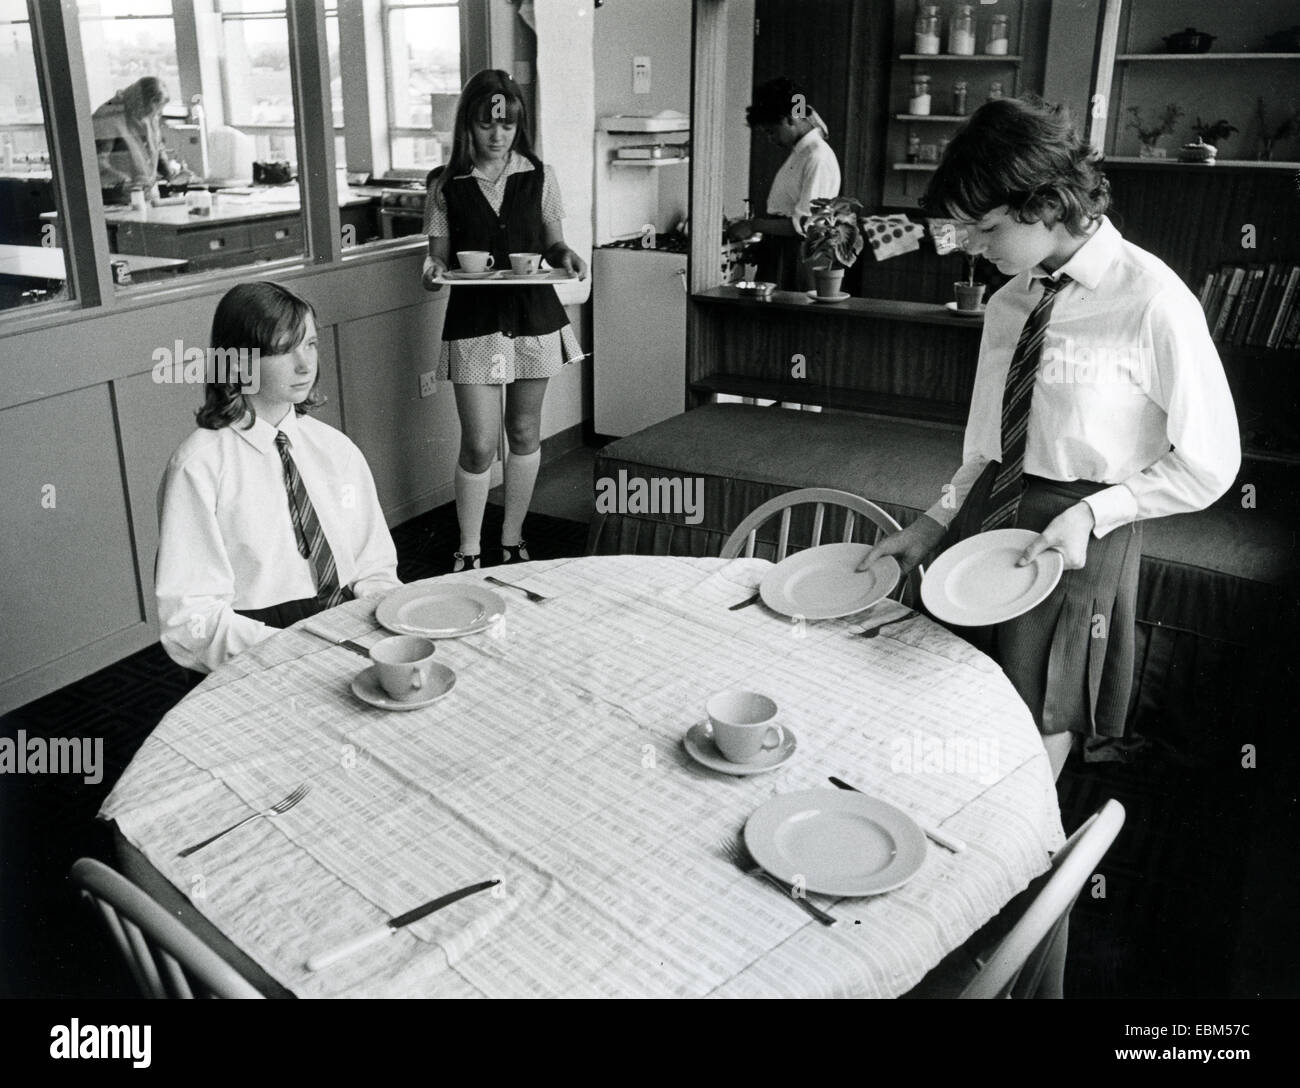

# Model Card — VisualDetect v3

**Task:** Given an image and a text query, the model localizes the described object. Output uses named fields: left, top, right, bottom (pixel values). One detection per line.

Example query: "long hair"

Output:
left=120, top=76, right=168, bottom=120
left=922, top=96, right=1110, bottom=235
left=196, top=281, right=322, bottom=430
left=436, top=69, right=534, bottom=194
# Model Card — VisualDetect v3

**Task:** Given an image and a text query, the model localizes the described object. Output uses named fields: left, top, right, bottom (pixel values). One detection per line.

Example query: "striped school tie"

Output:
left=275, top=431, right=347, bottom=609
left=980, top=274, right=1071, bottom=532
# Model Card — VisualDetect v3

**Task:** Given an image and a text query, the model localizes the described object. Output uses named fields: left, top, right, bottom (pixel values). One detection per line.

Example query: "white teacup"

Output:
left=509, top=251, right=541, bottom=275
left=456, top=250, right=494, bottom=273
left=707, top=690, right=784, bottom=763
left=370, top=635, right=437, bottom=702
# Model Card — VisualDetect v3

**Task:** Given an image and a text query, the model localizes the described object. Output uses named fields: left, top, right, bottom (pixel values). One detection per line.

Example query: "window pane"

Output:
left=74, top=0, right=308, bottom=287
left=0, top=0, right=72, bottom=313
left=79, top=0, right=179, bottom=109
left=386, top=2, right=459, bottom=170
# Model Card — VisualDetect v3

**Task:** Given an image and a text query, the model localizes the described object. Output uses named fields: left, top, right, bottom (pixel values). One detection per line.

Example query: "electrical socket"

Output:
left=418, top=371, right=437, bottom=398
left=633, top=56, right=651, bottom=95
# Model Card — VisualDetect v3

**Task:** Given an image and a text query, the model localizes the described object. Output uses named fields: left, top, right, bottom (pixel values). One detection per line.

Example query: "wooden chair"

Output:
left=70, top=858, right=263, bottom=999
left=720, top=486, right=918, bottom=602
left=958, top=798, right=1126, bottom=998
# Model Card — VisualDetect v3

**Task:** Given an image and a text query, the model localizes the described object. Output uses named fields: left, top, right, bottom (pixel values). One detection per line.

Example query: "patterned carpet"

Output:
left=1, top=500, right=1291, bottom=997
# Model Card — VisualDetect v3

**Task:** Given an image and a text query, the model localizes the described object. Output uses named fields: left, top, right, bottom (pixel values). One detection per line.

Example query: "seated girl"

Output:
left=156, top=281, right=401, bottom=674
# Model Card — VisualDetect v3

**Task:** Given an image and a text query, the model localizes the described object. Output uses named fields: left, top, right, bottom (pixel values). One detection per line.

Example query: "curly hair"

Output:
left=196, top=281, right=323, bottom=430
left=922, top=96, right=1110, bottom=235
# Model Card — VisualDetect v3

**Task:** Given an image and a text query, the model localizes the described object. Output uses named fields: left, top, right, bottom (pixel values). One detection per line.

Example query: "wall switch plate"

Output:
left=633, top=56, right=651, bottom=95
left=419, top=371, right=437, bottom=398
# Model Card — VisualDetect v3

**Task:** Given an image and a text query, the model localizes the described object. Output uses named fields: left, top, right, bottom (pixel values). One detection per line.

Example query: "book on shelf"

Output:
left=1244, top=263, right=1282, bottom=346
left=1279, top=293, right=1300, bottom=350
left=1226, top=266, right=1264, bottom=345
left=1203, top=267, right=1232, bottom=334
left=1267, top=266, right=1300, bottom=348
left=1212, top=267, right=1246, bottom=341
left=1199, top=261, right=1300, bottom=348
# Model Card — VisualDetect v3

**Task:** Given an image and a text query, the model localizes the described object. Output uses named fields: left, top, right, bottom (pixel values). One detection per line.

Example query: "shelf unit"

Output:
left=884, top=1, right=1037, bottom=208
left=1098, top=3, right=1300, bottom=461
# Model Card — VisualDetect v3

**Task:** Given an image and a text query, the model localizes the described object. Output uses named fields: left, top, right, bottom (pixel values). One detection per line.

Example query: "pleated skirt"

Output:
left=936, top=465, right=1143, bottom=739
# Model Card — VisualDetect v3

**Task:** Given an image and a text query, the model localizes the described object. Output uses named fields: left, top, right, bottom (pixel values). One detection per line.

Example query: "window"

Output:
left=383, top=0, right=460, bottom=171
left=78, top=0, right=180, bottom=114
left=0, top=0, right=70, bottom=312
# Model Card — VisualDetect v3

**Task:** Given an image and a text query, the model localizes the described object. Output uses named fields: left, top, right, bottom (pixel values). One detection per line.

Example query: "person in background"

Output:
left=860, top=97, right=1240, bottom=780
left=156, top=282, right=401, bottom=676
left=92, top=76, right=184, bottom=206
left=727, top=76, right=842, bottom=291
left=420, top=69, right=587, bottom=573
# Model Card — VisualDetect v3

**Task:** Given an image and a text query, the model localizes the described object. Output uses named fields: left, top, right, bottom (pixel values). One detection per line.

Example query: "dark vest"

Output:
left=430, top=153, right=568, bottom=341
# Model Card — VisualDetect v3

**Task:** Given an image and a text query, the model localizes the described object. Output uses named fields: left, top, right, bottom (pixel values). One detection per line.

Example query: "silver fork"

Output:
left=722, top=840, right=836, bottom=927
left=483, top=574, right=550, bottom=603
left=857, top=610, right=919, bottom=639
left=177, top=784, right=311, bottom=858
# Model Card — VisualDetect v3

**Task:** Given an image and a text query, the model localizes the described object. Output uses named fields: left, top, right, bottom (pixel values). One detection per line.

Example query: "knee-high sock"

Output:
left=501, top=448, right=540, bottom=545
left=455, top=464, right=492, bottom=555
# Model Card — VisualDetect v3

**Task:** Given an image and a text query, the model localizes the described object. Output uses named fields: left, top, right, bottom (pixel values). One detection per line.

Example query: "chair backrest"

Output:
left=720, top=487, right=917, bottom=601
left=70, top=858, right=262, bottom=999
left=960, top=798, right=1125, bottom=999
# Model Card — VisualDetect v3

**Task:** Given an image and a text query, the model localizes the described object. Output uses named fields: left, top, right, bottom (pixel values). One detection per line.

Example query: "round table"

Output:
left=101, top=555, right=1064, bottom=998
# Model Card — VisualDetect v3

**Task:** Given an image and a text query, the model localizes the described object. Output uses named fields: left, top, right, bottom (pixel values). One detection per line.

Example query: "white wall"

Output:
left=592, top=0, right=692, bottom=231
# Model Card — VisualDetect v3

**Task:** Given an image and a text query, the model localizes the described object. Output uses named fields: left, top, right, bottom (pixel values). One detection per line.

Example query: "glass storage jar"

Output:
left=949, top=4, right=976, bottom=55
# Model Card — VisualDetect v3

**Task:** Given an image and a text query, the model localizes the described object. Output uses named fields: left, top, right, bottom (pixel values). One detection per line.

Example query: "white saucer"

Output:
left=744, top=788, right=927, bottom=896
left=922, top=528, right=1064, bottom=626
left=350, top=663, right=456, bottom=711
left=760, top=543, right=900, bottom=620
left=444, top=269, right=496, bottom=280
left=806, top=290, right=851, bottom=304
left=683, top=721, right=798, bottom=776
left=945, top=301, right=986, bottom=316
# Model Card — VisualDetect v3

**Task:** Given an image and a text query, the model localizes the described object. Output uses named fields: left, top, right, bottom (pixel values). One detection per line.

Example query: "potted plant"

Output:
left=1125, top=104, right=1184, bottom=158
left=1191, top=117, right=1239, bottom=148
left=801, top=196, right=865, bottom=299
left=1254, top=98, right=1300, bottom=161
left=954, top=249, right=986, bottom=312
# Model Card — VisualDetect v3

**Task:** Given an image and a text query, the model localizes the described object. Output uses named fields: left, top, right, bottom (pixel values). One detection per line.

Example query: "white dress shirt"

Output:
left=156, top=411, right=401, bottom=673
left=766, top=127, right=841, bottom=235
left=924, top=216, right=1241, bottom=538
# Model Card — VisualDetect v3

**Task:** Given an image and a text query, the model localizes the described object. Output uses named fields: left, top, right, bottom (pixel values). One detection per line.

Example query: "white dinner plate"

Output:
left=759, top=543, right=900, bottom=620
left=921, top=528, right=1064, bottom=627
left=683, top=720, right=798, bottom=776
left=744, top=789, right=927, bottom=897
left=350, top=663, right=456, bottom=711
left=375, top=583, right=506, bottom=638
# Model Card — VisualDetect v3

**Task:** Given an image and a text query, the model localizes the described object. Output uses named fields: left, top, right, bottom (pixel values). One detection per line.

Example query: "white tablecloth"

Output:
left=100, top=555, right=1064, bottom=997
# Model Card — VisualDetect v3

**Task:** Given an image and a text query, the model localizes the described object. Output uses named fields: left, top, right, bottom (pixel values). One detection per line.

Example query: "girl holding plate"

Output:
left=420, top=69, right=588, bottom=572
left=861, top=98, right=1240, bottom=779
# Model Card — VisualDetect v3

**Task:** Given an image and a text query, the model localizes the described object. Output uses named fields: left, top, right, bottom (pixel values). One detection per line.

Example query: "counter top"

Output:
left=694, top=286, right=986, bottom=327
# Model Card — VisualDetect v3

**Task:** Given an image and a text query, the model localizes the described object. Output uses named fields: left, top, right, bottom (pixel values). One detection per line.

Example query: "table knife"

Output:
left=306, top=879, right=499, bottom=971
left=828, top=776, right=967, bottom=854
left=301, top=621, right=374, bottom=658
left=728, top=592, right=761, bottom=611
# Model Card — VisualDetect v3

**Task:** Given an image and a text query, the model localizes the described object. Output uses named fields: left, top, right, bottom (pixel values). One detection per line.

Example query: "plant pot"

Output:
left=814, top=267, right=845, bottom=299
left=1138, top=142, right=1167, bottom=159
left=1162, top=27, right=1215, bottom=53
left=954, top=282, right=986, bottom=311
